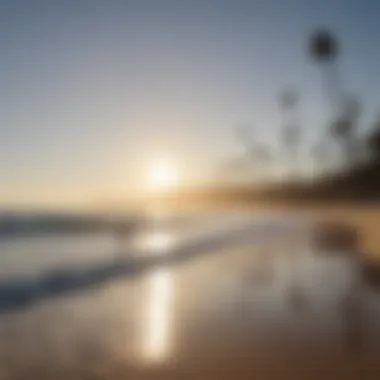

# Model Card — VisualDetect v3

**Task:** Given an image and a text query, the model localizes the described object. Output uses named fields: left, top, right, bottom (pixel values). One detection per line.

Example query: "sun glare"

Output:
left=148, top=159, right=179, bottom=192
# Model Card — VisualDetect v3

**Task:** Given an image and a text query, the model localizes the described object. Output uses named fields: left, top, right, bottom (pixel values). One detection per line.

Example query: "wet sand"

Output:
left=181, top=200, right=380, bottom=259
left=1, top=210, right=380, bottom=379
left=306, top=204, right=380, bottom=261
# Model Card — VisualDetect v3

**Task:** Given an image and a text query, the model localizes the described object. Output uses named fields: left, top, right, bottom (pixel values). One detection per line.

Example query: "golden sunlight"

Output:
left=148, top=159, right=179, bottom=192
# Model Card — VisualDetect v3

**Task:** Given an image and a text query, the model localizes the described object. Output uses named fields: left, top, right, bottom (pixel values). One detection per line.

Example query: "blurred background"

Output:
left=2, top=1, right=380, bottom=379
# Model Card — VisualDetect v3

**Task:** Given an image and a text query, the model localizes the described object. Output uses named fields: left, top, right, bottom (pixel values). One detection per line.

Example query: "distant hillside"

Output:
left=268, top=159, right=380, bottom=203
left=155, top=159, right=380, bottom=207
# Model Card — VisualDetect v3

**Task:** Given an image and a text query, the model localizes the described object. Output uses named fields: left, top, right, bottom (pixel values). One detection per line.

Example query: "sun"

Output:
left=148, top=159, right=179, bottom=192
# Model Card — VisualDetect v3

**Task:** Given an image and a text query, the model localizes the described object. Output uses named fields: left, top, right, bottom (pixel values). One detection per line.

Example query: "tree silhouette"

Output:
left=367, top=115, right=380, bottom=160
left=309, top=28, right=342, bottom=174
left=309, top=28, right=341, bottom=102
left=331, top=95, right=361, bottom=167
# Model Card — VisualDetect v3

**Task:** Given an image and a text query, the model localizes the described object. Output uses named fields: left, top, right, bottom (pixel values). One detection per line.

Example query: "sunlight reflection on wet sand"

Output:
left=3, top=215, right=380, bottom=379
left=144, top=268, right=173, bottom=362
left=142, top=231, right=174, bottom=362
left=133, top=229, right=175, bottom=255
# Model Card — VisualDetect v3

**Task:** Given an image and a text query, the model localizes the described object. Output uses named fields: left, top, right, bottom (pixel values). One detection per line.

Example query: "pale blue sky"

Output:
left=1, top=0, right=380, bottom=207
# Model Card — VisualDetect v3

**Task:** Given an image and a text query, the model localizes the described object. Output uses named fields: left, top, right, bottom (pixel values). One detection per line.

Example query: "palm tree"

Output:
left=367, top=114, right=380, bottom=161
left=309, top=28, right=341, bottom=103
left=331, top=95, right=361, bottom=167
left=309, top=29, right=342, bottom=174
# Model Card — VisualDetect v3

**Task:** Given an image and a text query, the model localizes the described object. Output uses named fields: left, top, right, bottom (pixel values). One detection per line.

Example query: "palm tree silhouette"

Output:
left=331, top=95, right=361, bottom=167
left=309, top=28, right=341, bottom=103
left=367, top=113, right=380, bottom=161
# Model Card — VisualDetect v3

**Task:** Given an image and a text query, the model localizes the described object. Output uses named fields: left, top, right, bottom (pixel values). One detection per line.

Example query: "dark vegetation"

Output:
left=214, top=29, right=380, bottom=205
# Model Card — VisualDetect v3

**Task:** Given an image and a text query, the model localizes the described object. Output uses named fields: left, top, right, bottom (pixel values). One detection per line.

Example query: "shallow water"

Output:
left=0, top=211, right=380, bottom=379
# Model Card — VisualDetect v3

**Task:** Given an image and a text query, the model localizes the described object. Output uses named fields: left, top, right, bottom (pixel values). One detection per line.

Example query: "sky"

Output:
left=1, top=0, right=380, bottom=208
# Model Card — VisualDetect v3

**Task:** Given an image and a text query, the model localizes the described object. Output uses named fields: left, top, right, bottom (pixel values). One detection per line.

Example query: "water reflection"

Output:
left=135, top=230, right=174, bottom=254
left=142, top=231, right=174, bottom=362
left=146, top=232, right=173, bottom=253
left=144, top=269, right=173, bottom=362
